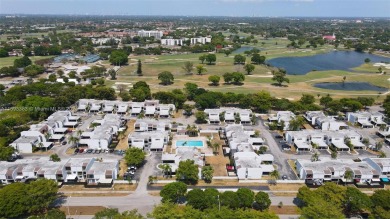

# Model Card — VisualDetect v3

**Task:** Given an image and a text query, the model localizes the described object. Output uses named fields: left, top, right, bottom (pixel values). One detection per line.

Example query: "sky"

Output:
left=0, top=0, right=389, bottom=17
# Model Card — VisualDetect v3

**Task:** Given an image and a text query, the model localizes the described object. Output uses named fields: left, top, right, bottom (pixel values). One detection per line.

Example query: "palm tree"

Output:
left=344, top=170, right=354, bottom=185
left=161, top=164, right=172, bottom=178
left=37, top=142, right=44, bottom=151
left=68, top=136, right=80, bottom=148
left=202, top=166, right=214, bottom=183
left=270, top=170, right=280, bottom=185
left=76, top=129, right=83, bottom=137
left=311, top=152, right=320, bottom=162
left=211, top=142, right=220, bottom=155
left=44, top=132, right=52, bottom=142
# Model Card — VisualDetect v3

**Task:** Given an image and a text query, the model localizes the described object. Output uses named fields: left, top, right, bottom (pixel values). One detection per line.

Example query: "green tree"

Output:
left=300, top=94, right=315, bottom=105
left=195, top=111, right=207, bottom=123
left=224, top=49, right=232, bottom=57
left=364, top=58, right=371, bottom=63
left=199, top=54, right=207, bottom=64
left=93, top=208, right=144, bottom=219
left=223, top=72, right=234, bottom=84
left=109, top=50, right=128, bottom=66
left=251, top=53, right=266, bottom=65
left=220, top=191, right=240, bottom=209
left=244, top=64, right=255, bottom=75
left=231, top=72, right=245, bottom=84
left=254, top=191, right=271, bottom=211
left=158, top=71, right=174, bottom=85
left=182, top=61, right=194, bottom=74
left=320, top=94, right=333, bottom=107
left=205, top=54, right=216, bottom=65
left=109, top=69, right=116, bottom=80
left=201, top=165, right=214, bottom=183
left=344, top=170, right=354, bottom=185
left=160, top=182, right=187, bottom=203
left=208, top=75, right=220, bottom=86
left=176, top=159, right=199, bottom=184
left=183, top=104, right=194, bottom=116
left=300, top=199, right=345, bottom=219
left=288, top=116, right=305, bottom=131
left=14, top=56, right=32, bottom=68
left=49, top=153, right=61, bottom=162
left=270, top=170, right=280, bottom=184
left=27, top=179, right=59, bottom=215
left=124, top=147, right=145, bottom=167
left=24, top=65, right=45, bottom=77
left=371, top=190, right=390, bottom=212
left=0, top=48, right=8, bottom=57
left=48, top=74, right=57, bottom=82
left=196, top=65, right=207, bottom=75
left=344, top=187, right=372, bottom=216
left=272, top=70, right=289, bottom=86
left=237, top=188, right=255, bottom=209
left=161, top=164, right=172, bottom=178
left=186, top=189, right=209, bottom=210
left=137, top=59, right=143, bottom=76
left=234, top=54, right=246, bottom=64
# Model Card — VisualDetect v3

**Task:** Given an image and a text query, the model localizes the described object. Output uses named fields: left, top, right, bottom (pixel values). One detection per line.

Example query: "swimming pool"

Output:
left=176, top=140, right=204, bottom=147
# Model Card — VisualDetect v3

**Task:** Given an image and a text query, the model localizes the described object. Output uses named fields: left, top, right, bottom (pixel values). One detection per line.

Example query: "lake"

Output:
left=267, top=51, right=390, bottom=75
left=233, top=46, right=255, bottom=54
left=313, top=82, right=387, bottom=92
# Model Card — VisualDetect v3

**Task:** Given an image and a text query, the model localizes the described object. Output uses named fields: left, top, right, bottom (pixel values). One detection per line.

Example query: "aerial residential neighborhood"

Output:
left=0, top=1, right=390, bottom=219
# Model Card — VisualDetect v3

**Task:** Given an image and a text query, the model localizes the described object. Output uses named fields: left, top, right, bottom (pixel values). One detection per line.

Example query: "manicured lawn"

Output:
left=0, top=56, right=54, bottom=68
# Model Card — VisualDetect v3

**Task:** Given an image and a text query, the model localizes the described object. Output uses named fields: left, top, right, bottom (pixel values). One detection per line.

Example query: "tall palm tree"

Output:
left=68, top=136, right=80, bottom=148
left=211, top=142, right=220, bottom=155
left=37, top=142, right=44, bottom=151
left=270, top=170, right=280, bottom=185
left=44, top=132, right=52, bottom=142
left=311, top=152, right=319, bottom=162
left=344, top=170, right=354, bottom=185
left=161, top=164, right=172, bottom=178
left=76, top=129, right=83, bottom=137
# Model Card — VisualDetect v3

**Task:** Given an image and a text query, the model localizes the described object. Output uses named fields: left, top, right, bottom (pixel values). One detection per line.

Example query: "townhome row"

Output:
left=161, top=37, right=212, bottom=46
left=0, top=157, right=118, bottom=186
left=204, top=108, right=253, bottom=125
left=296, top=157, right=390, bottom=186
left=79, top=114, right=124, bottom=149
left=128, top=119, right=171, bottom=152
left=10, top=111, right=80, bottom=153
left=268, top=111, right=296, bottom=130
left=347, top=111, right=386, bottom=128
left=77, top=99, right=175, bottom=118
left=304, top=111, right=349, bottom=131
left=223, top=124, right=275, bottom=180
left=285, top=129, right=365, bottom=152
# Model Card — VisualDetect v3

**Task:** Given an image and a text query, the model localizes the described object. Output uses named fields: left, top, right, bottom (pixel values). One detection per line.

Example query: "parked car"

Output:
left=61, top=141, right=67, bottom=145
left=104, top=149, right=109, bottom=153
left=78, top=148, right=84, bottom=153
left=74, top=148, right=80, bottom=154
left=96, top=150, right=101, bottom=154
left=86, top=149, right=93, bottom=153
left=109, top=149, right=114, bottom=153
left=282, top=175, right=288, bottom=180
left=127, top=166, right=137, bottom=172
left=93, top=149, right=98, bottom=154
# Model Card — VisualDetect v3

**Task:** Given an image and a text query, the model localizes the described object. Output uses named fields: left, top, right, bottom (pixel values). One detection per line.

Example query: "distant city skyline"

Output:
left=0, top=0, right=389, bottom=18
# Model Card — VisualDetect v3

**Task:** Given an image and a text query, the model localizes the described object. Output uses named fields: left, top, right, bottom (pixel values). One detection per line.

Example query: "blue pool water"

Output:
left=176, top=140, right=204, bottom=147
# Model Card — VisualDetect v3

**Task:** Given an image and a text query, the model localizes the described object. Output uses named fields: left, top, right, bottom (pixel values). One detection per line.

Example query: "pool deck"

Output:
left=171, top=136, right=213, bottom=154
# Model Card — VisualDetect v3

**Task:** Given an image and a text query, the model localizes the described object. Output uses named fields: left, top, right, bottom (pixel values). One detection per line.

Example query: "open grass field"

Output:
left=109, top=38, right=390, bottom=101
left=0, top=56, right=54, bottom=68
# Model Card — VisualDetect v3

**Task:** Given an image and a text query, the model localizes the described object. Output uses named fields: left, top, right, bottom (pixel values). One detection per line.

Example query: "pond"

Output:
left=267, top=51, right=390, bottom=75
left=232, top=46, right=255, bottom=54
left=313, top=82, right=388, bottom=92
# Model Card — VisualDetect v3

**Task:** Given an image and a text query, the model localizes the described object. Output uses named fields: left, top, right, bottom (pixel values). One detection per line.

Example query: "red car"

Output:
left=78, top=148, right=84, bottom=153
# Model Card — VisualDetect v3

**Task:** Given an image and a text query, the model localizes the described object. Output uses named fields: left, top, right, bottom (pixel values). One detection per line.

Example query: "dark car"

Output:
left=282, top=175, right=288, bottom=180
left=62, top=141, right=67, bottom=145
left=109, top=149, right=114, bottom=153
left=275, top=134, right=283, bottom=139
left=86, top=149, right=93, bottom=153
left=74, top=148, right=80, bottom=154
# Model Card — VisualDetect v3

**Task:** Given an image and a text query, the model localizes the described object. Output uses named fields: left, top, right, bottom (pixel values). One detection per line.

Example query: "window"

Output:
left=105, top=175, right=112, bottom=179
left=65, top=166, right=71, bottom=171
